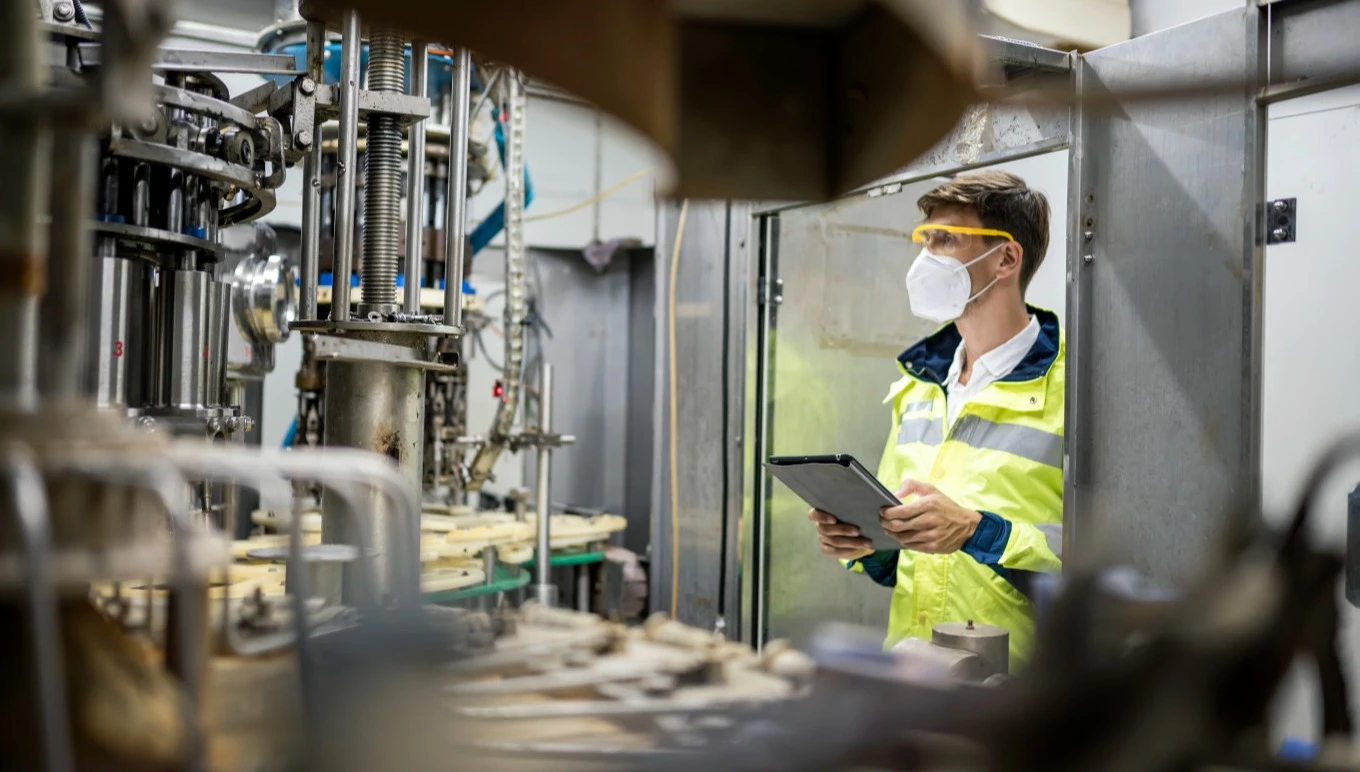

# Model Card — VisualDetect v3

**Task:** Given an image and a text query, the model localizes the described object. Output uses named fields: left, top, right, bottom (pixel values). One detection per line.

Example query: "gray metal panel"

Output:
left=523, top=248, right=633, bottom=514
left=1066, top=8, right=1262, bottom=584
left=624, top=250, right=657, bottom=556
left=651, top=201, right=734, bottom=632
left=862, top=96, right=1069, bottom=194
left=1268, top=0, right=1360, bottom=93
left=723, top=203, right=753, bottom=636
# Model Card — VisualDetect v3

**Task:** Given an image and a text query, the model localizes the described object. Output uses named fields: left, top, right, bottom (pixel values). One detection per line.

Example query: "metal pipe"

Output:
left=464, top=72, right=526, bottom=490
left=2, top=446, right=74, bottom=772
left=298, top=20, right=325, bottom=322
left=403, top=41, right=429, bottom=314
left=534, top=363, right=556, bottom=606
left=329, top=10, right=360, bottom=321
left=0, top=2, right=49, bottom=411
left=359, top=27, right=405, bottom=315
left=442, top=49, right=472, bottom=327
left=39, top=129, right=96, bottom=401
left=470, top=66, right=501, bottom=126
left=321, top=357, right=424, bottom=606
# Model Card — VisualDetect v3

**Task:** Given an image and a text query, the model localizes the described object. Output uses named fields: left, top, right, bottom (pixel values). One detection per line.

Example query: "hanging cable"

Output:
left=525, top=168, right=653, bottom=223
left=668, top=199, right=689, bottom=618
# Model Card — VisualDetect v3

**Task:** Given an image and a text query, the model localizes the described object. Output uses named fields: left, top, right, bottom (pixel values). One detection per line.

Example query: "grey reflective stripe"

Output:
left=1037, top=523, right=1063, bottom=559
left=903, top=399, right=935, bottom=414
left=897, top=417, right=943, bottom=446
left=950, top=415, right=1063, bottom=469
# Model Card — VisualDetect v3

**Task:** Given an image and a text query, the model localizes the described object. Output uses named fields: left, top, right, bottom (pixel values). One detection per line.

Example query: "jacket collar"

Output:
left=896, top=305, right=1060, bottom=387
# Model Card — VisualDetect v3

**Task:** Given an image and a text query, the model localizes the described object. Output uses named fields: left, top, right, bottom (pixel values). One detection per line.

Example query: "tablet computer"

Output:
left=765, top=454, right=902, bottom=552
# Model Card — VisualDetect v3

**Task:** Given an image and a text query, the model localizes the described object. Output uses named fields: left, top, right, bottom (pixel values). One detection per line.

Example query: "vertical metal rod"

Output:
left=329, top=10, right=361, bottom=321
left=534, top=363, right=556, bottom=606
left=576, top=562, right=590, bottom=612
left=403, top=41, right=429, bottom=314
left=3, top=447, right=74, bottom=772
left=39, top=129, right=95, bottom=400
left=359, top=28, right=405, bottom=314
left=442, top=49, right=471, bottom=327
left=0, top=2, right=49, bottom=411
left=299, top=20, right=325, bottom=322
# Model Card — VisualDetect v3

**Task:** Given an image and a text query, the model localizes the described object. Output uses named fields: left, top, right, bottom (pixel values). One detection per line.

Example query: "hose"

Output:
left=282, top=417, right=297, bottom=449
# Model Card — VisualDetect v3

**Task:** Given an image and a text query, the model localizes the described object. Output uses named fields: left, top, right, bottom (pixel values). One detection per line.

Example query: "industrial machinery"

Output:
left=6, top=0, right=1360, bottom=770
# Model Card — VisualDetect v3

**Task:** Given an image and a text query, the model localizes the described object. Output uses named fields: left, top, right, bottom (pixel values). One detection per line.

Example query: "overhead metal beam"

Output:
left=1261, top=0, right=1360, bottom=102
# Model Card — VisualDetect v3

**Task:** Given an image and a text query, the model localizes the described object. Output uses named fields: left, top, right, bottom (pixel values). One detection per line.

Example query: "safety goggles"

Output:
left=911, top=224, right=1014, bottom=257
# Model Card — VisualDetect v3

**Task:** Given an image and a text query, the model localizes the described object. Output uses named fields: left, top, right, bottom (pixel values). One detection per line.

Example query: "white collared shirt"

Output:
left=943, top=315, right=1040, bottom=428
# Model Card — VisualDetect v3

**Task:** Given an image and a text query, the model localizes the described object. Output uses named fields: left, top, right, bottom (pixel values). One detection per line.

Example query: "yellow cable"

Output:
left=524, top=168, right=654, bottom=223
left=668, top=199, right=689, bottom=619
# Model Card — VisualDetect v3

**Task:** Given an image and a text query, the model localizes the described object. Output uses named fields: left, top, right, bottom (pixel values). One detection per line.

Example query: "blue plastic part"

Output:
left=434, top=278, right=478, bottom=295
left=97, top=213, right=126, bottom=224
left=281, top=417, right=297, bottom=449
left=318, top=272, right=360, bottom=288
left=265, top=41, right=480, bottom=98
left=1278, top=738, right=1318, bottom=762
left=184, top=226, right=208, bottom=239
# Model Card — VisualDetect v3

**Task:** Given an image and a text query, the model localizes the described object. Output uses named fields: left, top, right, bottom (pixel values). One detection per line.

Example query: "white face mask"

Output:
left=904, top=243, right=1005, bottom=323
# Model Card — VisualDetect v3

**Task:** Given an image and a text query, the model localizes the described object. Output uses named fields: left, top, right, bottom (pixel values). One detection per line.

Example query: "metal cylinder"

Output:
left=0, top=1, right=49, bottom=411
left=359, top=27, right=405, bottom=314
left=329, top=10, right=361, bottom=320
left=932, top=621, right=1009, bottom=676
left=39, top=129, right=96, bottom=401
left=403, top=41, right=429, bottom=314
left=534, top=363, right=556, bottom=606
left=443, top=49, right=472, bottom=327
left=299, top=20, right=326, bottom=321
left=88, top=254, right=148, bottom=408
left=321, top=355, right=424, bottom=606
left=160, top=270, right=216, bottom=410
left=205, top=279, right=232, bottom=409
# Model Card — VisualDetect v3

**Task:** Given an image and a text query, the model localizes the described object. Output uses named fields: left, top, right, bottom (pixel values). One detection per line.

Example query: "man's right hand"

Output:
left=808, top=509, right=874, bottom=560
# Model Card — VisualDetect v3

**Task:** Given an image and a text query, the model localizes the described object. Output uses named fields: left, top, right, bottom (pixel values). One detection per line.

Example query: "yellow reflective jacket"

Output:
left=846, top=305, right=1064, bottom=670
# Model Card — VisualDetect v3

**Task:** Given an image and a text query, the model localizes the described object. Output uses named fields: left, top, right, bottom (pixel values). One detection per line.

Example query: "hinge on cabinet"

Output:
left=1265, top=198, right=1297, bottom=244
left=758, top=277, right=784, bottom=306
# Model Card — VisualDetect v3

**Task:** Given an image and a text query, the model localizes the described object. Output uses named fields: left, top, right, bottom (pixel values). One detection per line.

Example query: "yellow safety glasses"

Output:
left=911, top=224, right=1014, bottom=257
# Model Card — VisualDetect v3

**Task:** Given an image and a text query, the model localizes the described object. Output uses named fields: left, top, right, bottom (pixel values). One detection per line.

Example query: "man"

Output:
left=809, top=170, right=1064, bottom=669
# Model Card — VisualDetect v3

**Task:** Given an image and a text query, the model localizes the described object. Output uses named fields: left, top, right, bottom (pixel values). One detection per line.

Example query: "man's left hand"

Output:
left=880, top=479, right=982, bottom=554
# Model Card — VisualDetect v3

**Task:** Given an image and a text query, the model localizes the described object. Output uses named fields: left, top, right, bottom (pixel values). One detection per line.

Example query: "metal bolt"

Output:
left=137, top=416, right=156, bottom=431
left=1272, top=227, right=1290, bottom=241
left=299, top=77, right=316, bottom=96
left=1271, top=199, right=1290, bottom=213
left=1083, top=231, right=1094, bottom=241
left=295, top=129, right=313, bottom=148
left=1083, top=254, right=1094, bottom=264
left=53, top=2, right=75, bottom=21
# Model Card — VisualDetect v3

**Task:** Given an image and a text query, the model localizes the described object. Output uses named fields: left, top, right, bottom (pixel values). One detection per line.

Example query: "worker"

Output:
left=809, top=170, right=1063, bottom=668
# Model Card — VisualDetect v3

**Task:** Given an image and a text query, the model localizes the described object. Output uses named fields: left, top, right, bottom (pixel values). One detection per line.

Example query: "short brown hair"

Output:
left=917, top=170, right=1051, bottom=291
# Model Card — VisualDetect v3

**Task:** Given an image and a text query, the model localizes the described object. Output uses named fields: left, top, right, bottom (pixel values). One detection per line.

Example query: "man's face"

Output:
left=919, top=205, right=1002, bottom=298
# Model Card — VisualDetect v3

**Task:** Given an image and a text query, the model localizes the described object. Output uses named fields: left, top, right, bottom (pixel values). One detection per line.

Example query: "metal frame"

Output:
left=733, top=1, right=1360, bottom=639
left=734, top=39, right=1073, bottom=647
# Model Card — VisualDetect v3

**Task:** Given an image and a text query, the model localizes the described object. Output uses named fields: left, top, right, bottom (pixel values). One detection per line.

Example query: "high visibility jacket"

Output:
left=846, top=305, right=1065, bottom=669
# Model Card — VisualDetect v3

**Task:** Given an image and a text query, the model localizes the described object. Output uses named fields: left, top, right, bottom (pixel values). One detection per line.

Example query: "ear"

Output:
left=994, top=241, right=1023, bottom=280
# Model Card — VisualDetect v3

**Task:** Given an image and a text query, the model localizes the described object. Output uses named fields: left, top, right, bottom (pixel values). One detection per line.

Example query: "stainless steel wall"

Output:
left=1065, top=8, right=1262, bottom=584
left=650, top=201, right=746, bottom=633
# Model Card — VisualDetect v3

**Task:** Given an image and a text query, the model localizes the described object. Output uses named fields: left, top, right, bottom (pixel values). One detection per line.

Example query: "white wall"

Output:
left=1130, top=0, right=1243, bottom=36
left=1261, top=84, right=1360, bottom=745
